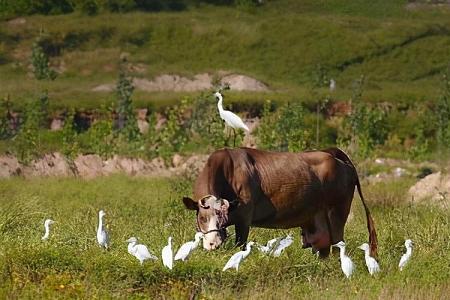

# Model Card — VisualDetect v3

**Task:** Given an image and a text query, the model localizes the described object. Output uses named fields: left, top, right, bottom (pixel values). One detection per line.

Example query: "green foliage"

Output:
left=257, top=100, right=311, bottom=152
left=31, top=37, right=57, bottom=81
left=61, top=109, right=79, bottom=160
left=157, top=98, right=189, bottom=160
left=338, top=76, right=388, bottom=158
left=78, top=108, right=115, bottom=158
left=75, top=0, right=99, bottom=15
left=0, top=95, right=13, bottom=139
left=115, top=64, right=140, bottom=141
left=435, top=67, right=450, bottom=151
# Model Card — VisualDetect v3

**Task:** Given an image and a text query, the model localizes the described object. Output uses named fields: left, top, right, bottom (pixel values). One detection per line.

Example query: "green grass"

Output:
left=0, top=175, right=449, bottom=298
left=1, top=1, right=450, bottom=110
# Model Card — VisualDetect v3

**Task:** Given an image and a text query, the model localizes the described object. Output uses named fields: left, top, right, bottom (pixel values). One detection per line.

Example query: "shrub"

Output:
left=13, top=92, right=50, bottom=163
left=78, top=117, right=115, bottom=158
left=0, top=95, right=14, bottom=139
left=435, top=67, right=450, bottom=152
left=61, top=109, right=79, bottom=160
left=157, top=98, right=189, bottom=160
left=337, top=76, right=388, bottom=158
left=257, top=100, right=311, bottom=152
left=116, top=64, right=140, bottom=141
left=31, top=37, right=57, bottom=80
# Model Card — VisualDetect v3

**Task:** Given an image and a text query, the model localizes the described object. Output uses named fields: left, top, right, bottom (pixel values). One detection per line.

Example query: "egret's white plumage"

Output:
left=359, top=243, right=380, bottom=275
left=333, top=241, right=355, bottom=279
left=97, top=210, right=109, bottom=249
left=162, top=236, right=173, bottom=270
left=214, top=92, right=249, bottom=132
left=330, top=79, right=336, bottom=92
left=272, top=235, right=293, bottom=257
left=41, top=219, right=54, bottom=241
left=399, top=239, right=413, bottom=271
left=126, top=237, right=158, bottom=264
left=258, top=238, right=278, bottom=254
left=174, top=232, right=203, bottom=261
left=223, top=242, right=255, bottom=271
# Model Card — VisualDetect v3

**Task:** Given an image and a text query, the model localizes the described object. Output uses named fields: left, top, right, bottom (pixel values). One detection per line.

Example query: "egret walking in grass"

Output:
left=258, top=238, right=279, bottom=254
left=359, top=243, right=380, bottom=275
left=214, top=91, right=249, bottom=147
left=174, top=232, right=203, bottom=262
left=162, top=236, right=173, bottom=270
left=41, top=219, right=54, bottom=241
left=272, top=235, right=293, bottom=257
left=223, top=241, right=255, bottom=271
left=126, top=237, right=158, bottom=265
left=97, top=210, right=109, bottom=249
left=399, top=239, right=413, bottom=271
left=333, top=241, right=354, bottom=279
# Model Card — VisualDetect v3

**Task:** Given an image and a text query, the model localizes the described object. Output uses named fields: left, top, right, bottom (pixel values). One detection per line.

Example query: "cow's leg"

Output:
left=328, top=195, right=353, bottom=248
left=303, top=212, right=331, bottom=258
left=300, top=227, right=312, bottom=249
left=234, top=222, right=250, bottom=248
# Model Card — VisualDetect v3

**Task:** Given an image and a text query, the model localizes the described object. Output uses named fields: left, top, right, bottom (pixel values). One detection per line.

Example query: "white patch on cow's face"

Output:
left=202, top=215, right=221, bottom=250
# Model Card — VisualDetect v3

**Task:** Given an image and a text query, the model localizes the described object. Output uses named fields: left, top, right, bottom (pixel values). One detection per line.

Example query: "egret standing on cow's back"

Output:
left=214, top=91, right=249, bottom=147
left=333, top=241, right=354, bottom=279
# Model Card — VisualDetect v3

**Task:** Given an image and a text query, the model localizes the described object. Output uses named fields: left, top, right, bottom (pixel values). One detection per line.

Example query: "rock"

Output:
left=74, top=154, right=104, bottom=178
left=0, top=155, right=21, bottom=178
left=50, top=118, right=64, bottom=131
left=408, top=172, right=450, bottom=207
left=92, top=84, right=115, bottom=92
left=375, top=158, right=385, bottom=164
left=220, top=74, right=269, bottom=92
left=172, top=154, right=183, bottom=168
left=137, top=109, right=148, bottom=120
left=133, top=73, right=213, bottom=92
left=393, top=167, right=407, bottom=178
left=137, top=119, right=149, bottom=134
left=23, top=153, right=73, bottom=177
left=7, top=18, right=26, bottom=26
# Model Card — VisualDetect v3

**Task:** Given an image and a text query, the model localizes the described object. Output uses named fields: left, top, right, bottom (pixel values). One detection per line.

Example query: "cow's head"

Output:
left=182, top=195, right=230, bottom=250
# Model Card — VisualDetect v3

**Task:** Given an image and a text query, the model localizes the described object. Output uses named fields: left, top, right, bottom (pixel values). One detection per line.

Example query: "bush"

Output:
left=435, top=67, right=450, bottom=152
left=13, top=92, right=50, bottom=163
left=31, top=38, right=57, bottom=80
left=257, top=100, right=311, bottom=152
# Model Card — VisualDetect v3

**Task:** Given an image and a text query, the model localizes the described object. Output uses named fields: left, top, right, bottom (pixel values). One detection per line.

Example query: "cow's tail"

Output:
left=324, top=147, right=378, bottom=258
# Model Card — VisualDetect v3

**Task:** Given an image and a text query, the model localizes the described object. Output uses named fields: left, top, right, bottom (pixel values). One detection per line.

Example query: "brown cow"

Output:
left=182, top=147, right=377, bottom=258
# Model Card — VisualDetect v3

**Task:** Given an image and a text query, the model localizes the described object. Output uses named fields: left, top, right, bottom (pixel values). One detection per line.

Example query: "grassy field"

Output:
left=1, top=175, right=449, bottom=299
left=1, top=1, right=450, bottom=110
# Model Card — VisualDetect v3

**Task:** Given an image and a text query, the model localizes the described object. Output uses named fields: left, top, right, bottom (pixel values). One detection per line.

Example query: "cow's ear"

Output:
left=221, top=199, right=230, bottom=213
left=182, top=197, right=198, bottom=211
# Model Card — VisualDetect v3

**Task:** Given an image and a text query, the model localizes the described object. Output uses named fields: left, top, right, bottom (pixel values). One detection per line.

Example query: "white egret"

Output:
left=41, top=219, right=54, bottom=241
left=214, top=91, right=249, bottom=146
left=330, top=79, right=336, bottom=92
left=126, top=237, right=158, bottom=264
left=333, top=241, right=355, bottom=279
left=174, top=232, right=203, bottom=261
left=162, top=236, right=173, bottom=270
left=399, top=239, right=413, bottom=271
left=358, top=243, right=380, bottom=275
left=223, top=241, right=255, bottom=271
left=272, top=235, right=293, bottom=257
left=258, top=238, right=279, bottom=254
left=97, top=210, right=109, bottom=249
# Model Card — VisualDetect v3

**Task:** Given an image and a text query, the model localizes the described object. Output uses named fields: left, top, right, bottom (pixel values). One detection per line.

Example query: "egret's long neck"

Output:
left=97, top=215, right=103, bottom=233
left=406, top=246, right=412, bottom=255
left=245, top=243, right=252, bottom=254
left=364, top=249, right=370, bottom=258
left=43, top=224, right=50, bottom=239
left=339, top=247, right=346, bottom=259
left=217, top=96, right=224, bottom=113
